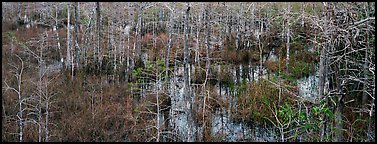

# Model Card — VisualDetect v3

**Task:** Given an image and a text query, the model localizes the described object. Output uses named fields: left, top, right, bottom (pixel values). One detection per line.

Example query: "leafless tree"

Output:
left=183, top=2, right=194, bottom=142
left=66, top=2, right=71, bottom=71
left=164, top=2, right=175, bottom=80
left=54, top=3, right=63, bottom=67
left=73, top=2, right=80, bottom=73
left=285, top=3, right=291, bottom=72
left=3, top=54, right=25, bottom=142
left=95, top=2, right=101, bottom=71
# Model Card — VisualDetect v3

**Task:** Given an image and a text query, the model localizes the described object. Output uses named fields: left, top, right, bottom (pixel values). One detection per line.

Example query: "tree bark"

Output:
left=66, top=2, right=71, bottom=70
left=184, top=3, right=193, bottom=142
left=96, top=2, right=101, bottom=71
left=205, top=3, right=211, bottom=80
left=334, top=64, right=344, bottom=142
left=17, top=2, right=21, bottom=20
left=236, top=3, right=241, bottom=50
left=135, top=2, right=143, bottom=68
left=166, top=3, right=174, bottom=81
left=362, top=2, right=370, bottom=110
left=55, top=4, right=63, bottom=66
left=285, top=3, right=291, bottom=72
left=362, top=2, right=373, bottom=141
left=74, top=2, right=80, bottom=72
left=318, top=2, right=328, bottom=104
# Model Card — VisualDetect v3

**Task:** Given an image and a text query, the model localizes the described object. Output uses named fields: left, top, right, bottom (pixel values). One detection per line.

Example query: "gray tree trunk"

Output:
left=66, top=2, right=71, bottom=70
left=301, top=3, right=305, bottom=28
left=258, top=8, right=263, bottom=80
left=96, top=2, right=101, bottom=70
left=184, top=3, right=193, bottom=142
left=318, top=50, right=326, bottom=103
left=17, top=2, right=21, bottom=27
left=125, top=2, right=132, bottom=82
left=363, top=2, right=373, bottom=141
left=317, top=1, right=328, bottom=104
left=362, top=2, right=370, bottom=110
left=74, top=2, right=80, bottom=71
left=318, top=4, right=330, bottom=140
left=236, top=3, right=242, bottom=50
left=205, top=4, right=211, bottom=79
left=18, top=59, right=24, bottom=142
left=166, top=3, right=174, bottom=81
left=334, top=63, right=344, bottom=142
left=45, top=88, right=49, bottom=142
left=135, top=2, right=143, bottom=68
left=55, top=4, right=63, bottom=66
left=285, top=3, right=290, bottom=72
left=83, top=12, right=92, bottom=68
left=334, top=76, right=344, bottom=142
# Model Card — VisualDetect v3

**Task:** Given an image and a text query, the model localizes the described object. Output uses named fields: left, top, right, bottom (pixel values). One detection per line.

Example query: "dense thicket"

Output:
left=2, top=2, right=375, bottom=142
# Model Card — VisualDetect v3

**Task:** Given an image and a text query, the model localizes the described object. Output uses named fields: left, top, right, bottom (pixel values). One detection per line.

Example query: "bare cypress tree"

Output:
left=205, top=3, right=211, bottom=80
left=285, top=2, right=291, bottom=72
left=246, top=3, right=255, bottom=51
left=183, top=2, right=193, bottom=142
left=82, top=3, right=93, bottom=68
left=74, top=2, right=80, bottom=71
left=325, top=3, right=343, bottom=142
left=96, top=2, right=101, bottom=71
left=236, top=3, right=242, bottom=50
left=66, top=2, right=71, bottom=70
left=258, top=5, right=263, bottom=80
left=54, top=3, right=63, bottom=67
left=3, top=55, right=24, bottom=142
left=194, top=4, right=202, bottom=67
left=363, top=3, right=374, bottom=141
left=362, top=2, right=370, bottom=110
left=112, top=19, right=117, bottom=80
left=318, top=3, right=328, bottom=104
left=165, top=3, right=175, bottom=81
left=38, top=32, right=46, bottom=142
left=125, top=2, right=133, bottom=82
left=300, top=3, right=305, bottom=28
left=136, top=2, right=143, bottom=68
left=17, top=2, right=21, bottom=20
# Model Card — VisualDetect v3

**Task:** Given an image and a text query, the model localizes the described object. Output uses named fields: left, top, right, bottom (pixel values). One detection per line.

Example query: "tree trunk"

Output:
left=367, top=72, right=374, bottom=142
left=333, top=52, right=344, bottom=141
left=301, top=3, right=305, bottom=28
left=205, top=3, right=211, bottom=80
left=55, top=4, right=63, bottom=66
left=166, top=4, right=174, bottom=81
left=319, top=4, right=331, bottom=140
left=112, top=20, right=117, bottom=79
left=318, top=40, right=326, bottom=104
left=125, top=2, right=132, bottom=83
left=74, top=2, right=80, bottom=73
left=96, top=2, right=101, bottom=71
left=66, top=2, right=71, bottom=70
left=236, top=3, right=241, bottom=50
left=45, top=94, right=49, bottom=142
left=285, top=3, right=290, bottom=72
left=17, top=2, right=21, bottom=20
left=364, top=3, right=374, bottom=142
left=156, top=74, right=161, bottom=142
left=135, top=2, right=143, bottom=68
left=83, top=14, right=91, bottom=68
left=38, top=37, right=44, bottom=142
left=316, top=1, right=329, bottom=103
left=184, top=3, right=193, bottom=142
left=334, top=94, right=344, bottom=142
left=258, top=8, right=263, bottom=80
left=362, top=2, right=370, bottom=110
